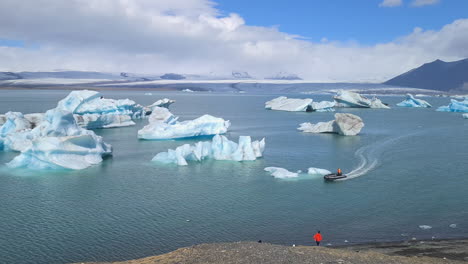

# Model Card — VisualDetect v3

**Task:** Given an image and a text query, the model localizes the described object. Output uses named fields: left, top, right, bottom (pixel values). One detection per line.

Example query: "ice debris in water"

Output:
left=463, top=113, right=468, bottom=119
left=264, top=167, right=299, bottom=178
left=6, top=109, right=112, bottom=170
left=418, top=225, right=432, bottom=230
left=265, top=96, right=335, bottom=112
left=298, top=113, right=364, bottom=136
left=308, top=167, right=332, bottom=175
left=333, top=90, right=390, bottom=109
left=152, top=135, right=265, bottom=166
left=138, top=107, right=230, bottom=140
left=396, top=94, right=432, bottom=108
left=449, top=224, right=457, bottom=228
left=437, top=98, right=468, bottom=113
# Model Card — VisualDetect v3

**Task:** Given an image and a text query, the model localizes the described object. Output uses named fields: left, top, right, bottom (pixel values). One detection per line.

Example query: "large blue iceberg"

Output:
left=6, top=109, right=112, bottom=170
left=437, top=98, right=468, bottom=113
left=138, top=107, right=230, bottom=140
left=397, top=94, right=432, bottom=108
left=152, top=135, right=265, bottom=166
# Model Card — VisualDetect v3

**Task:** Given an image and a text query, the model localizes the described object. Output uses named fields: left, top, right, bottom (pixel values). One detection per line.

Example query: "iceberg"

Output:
left=138, top=108, right=230, bottom=140
left=265, top=96, right=335, bottom=112
left=152, top=135, right=265, bottom=166
left=55, top=90, right=145, bottom=128
left=0, top=112, right=44, bottom=127
left=308, top=167, right=332, bottom=175
left=264, top=167, right=299, bottom=178
left=0, top=112, right=32, bottom=150
left=333, top=90, right=390, bottom=109
left=6, top=109, right=112, bottom=169
left=437, top=98, right=468, bottom=113
left=143, top=98, right=175, bottom=115
left=265, top=96, right=313, bottom=112
left=463, top=113, right=468, bottom=119
left=397, top=94, right=432, bottom=108
left=298, top=113, right=364, bottom=136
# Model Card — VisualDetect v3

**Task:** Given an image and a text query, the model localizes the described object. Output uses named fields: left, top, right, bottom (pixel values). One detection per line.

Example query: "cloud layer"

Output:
left=0, top=0, right=466, bottom=82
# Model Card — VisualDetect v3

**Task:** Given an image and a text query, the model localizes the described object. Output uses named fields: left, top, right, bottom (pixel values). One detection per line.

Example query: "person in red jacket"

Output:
left=313, top=231, right=322, bottom=246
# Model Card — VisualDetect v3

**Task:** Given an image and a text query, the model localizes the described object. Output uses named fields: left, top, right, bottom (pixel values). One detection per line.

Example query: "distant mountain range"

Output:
left=384, top=58, right=468, bottom=92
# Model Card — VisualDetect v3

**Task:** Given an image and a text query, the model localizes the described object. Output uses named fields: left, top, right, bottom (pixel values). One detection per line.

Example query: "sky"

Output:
left=0, top=0, right=467, bottom=82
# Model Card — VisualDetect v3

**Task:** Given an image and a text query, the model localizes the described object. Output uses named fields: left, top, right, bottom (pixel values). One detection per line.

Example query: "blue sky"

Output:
left=0, top=0, right=467, bottom=81
left=215, top=0, right=468, bottom=44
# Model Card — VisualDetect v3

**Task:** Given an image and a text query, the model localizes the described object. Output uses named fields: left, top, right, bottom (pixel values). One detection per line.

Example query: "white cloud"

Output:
left=0, top=0, right=466, bottom=82
left=411, top=0, right=440, bottom=7
left=379, top=0, right=403, bottom=7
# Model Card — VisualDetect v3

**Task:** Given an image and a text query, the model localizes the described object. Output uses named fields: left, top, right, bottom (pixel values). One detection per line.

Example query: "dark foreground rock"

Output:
left=78, top=241, right=465, bottom=264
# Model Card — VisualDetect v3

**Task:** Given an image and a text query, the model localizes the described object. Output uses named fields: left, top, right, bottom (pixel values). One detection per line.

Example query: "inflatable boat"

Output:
left=324, top=173, right=347, bottom=181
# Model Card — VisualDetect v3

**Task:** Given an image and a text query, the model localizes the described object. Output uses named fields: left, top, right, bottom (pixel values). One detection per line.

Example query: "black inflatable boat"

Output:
left=324, top=173, right=347, bottom=181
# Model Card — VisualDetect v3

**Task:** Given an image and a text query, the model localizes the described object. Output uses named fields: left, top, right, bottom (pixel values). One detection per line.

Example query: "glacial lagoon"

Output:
left=0, top=89, right=467, bottom=264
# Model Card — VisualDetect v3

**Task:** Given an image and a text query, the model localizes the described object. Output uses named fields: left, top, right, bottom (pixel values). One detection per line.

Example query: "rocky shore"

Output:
left=79, top=240, right=468, bottom=264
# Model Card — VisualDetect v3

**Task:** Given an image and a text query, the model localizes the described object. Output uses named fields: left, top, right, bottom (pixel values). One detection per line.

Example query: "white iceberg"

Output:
left=265, top=96, right=313, bottom=112
left=265, top=96, right=335, bottom=112
left=397, top=94, right=432, bottom=108
left=437, top=98, right=468, bottom=113
left=138, top=108, right=230, bottom=140
left=264, top=167, right=299, bottom=178
left=333, top=90, right=390, bottom=109
left=143, top=98, right=175, bottom=115
left=152, top=135, right=265, bottom=166
left=6, top=109, right=112, bottom=170
left=298, top=113, right=364, bottom=136
left=308, top=167, right=332, bottom=175
left=182, top=89, right=194, bottom=92
left=418, top=225, right=432, bottom=230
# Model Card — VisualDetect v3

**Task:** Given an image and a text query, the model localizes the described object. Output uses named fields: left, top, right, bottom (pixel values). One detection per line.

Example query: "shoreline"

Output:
left=77, top=239, right=468, bottom=264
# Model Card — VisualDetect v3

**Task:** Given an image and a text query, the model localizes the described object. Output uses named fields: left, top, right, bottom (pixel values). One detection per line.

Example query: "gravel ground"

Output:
left=79, top=241, right=466, bottom=264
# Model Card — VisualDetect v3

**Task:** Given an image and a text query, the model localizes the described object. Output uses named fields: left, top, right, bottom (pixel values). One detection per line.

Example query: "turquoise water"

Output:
left=0, top=90, right=467, bottom=264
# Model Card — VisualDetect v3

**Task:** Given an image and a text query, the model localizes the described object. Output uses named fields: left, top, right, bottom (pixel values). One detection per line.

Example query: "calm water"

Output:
left=0, top=90, right=467, bottom=264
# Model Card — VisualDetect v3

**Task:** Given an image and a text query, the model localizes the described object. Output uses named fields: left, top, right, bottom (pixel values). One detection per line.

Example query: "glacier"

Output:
left=437, top=98, right=468, bottom=113
left=6, top=109, right=112, bottom=170
left=152, top=135, right=265, bottom=166
left=298, top=113, right=364, bottom=136
left=138, top=108, right=230, bottom=140
left=397, top=94, right=432, bottom=108
left=265, top=96, right=335, bottom=112
left=333, top=90, right=390, bottom=109
left=264, top=167, right=299, bottom=178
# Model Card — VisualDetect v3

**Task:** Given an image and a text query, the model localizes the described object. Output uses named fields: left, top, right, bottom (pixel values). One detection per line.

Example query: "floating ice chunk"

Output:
left=449, top=224, right=457, bottom=228
left=144, top=92, right=153, bottom=95
left=463, top=114, right=468, bottom=119
left=138, top=109, right=229, bottom=140
left=264, top=167, right=299, bottom=178
left=334, top=90, right=390, bottom=109
left=419, top=225, right=432, bottom=230
left=152, top=135, right=265, bottom=166
left=6, top=110, right=112, bottom=170
left=182, top=89, right=194, bottom=92
left=144, top=98, right=175, bottom=115
left=437, top=98, right=468, bottom=113
left=298, top=113, right=364, bottom=136
left=56, top=90, right=143, bottom=116
left=397, top=94, right=432, bottom=108
left=308, top=167, right=332, bottom=175
left=311, top=100, right=336, bottom=112
left=265, top=96, right=313, bottom=112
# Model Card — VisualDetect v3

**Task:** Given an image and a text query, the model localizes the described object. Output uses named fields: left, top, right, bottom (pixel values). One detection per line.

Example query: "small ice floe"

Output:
left=144, top=92, right=153, bottom=95
left=419, top=225, right=432, bottom=230
left=412, top=237, right=417, bottom=241
left=186, top=219, right=190, bottom=222
left=292, top=244, right=295, bottom=247
left=264, top=167, right=299, bottom=179
left=326, top=243, right=332, bottom=246
left=182, top=89, right=194, bottom=93
left=400, top=233, right=409, bottom=237
left=431, top=236, right=436, bottom=240
left=344, top=240, right=349, bottom=243
left=449, top=224, right=457, bottom=228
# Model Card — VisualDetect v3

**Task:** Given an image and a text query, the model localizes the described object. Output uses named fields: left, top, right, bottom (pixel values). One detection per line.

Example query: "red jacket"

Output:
left=313, top=233, right=322, bottom=242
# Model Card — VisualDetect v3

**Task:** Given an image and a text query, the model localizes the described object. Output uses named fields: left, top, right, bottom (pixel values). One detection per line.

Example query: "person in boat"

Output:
left=313, top=231, right=322, bottom=246
left=337, top=168, right=342, bottom=176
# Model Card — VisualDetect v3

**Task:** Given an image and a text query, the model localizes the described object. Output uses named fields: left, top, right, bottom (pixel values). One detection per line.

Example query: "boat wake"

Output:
left=342, top=131, right=423, bottom=181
